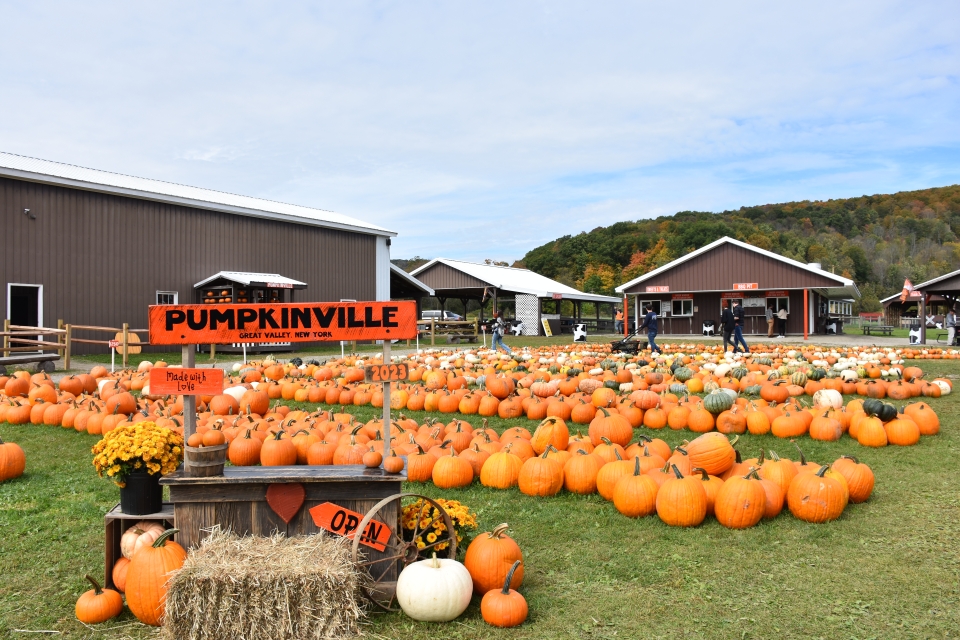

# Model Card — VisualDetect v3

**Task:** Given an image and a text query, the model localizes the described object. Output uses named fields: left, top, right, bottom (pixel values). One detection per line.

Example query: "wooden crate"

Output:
left=104, top=503, right=176, bottom=590
left=160, top=466, right=405, bottom=585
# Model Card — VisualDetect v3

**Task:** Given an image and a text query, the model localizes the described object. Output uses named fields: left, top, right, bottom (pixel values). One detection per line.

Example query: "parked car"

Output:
left=421, top=310, right=463, bottom=321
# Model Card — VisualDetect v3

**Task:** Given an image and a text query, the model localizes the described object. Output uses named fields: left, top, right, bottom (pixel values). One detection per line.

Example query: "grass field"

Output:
left=1, top=363, right=958, bottom=639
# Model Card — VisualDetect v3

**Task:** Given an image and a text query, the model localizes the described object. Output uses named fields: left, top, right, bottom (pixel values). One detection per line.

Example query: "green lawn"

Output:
left=1, top=364, right=959, bottom=638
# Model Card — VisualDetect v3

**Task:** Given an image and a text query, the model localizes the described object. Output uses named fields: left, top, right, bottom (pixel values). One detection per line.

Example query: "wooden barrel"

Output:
left=185, top=444, right=228, bottom=477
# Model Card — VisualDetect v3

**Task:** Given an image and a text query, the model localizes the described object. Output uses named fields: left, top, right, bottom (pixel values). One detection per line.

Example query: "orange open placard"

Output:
left=149, top=368, right=224, bottom=395
left=148, top=301, right=418, bottom=345
left=364, top=363, right=409, bottom=383
left=309, top=502, right=391, bottom=551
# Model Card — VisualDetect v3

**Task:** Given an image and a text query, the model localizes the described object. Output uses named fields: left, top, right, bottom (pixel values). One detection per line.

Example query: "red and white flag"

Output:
left=900, top=279, right=913, bottom=303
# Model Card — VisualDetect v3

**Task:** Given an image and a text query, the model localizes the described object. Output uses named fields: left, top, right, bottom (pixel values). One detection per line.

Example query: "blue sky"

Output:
left=1, top=1, right=958, bottom=263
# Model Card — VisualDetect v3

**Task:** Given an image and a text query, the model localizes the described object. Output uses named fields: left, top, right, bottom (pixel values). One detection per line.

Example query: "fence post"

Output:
left=122, top=323, right=129, bottom=368
left=64, top=324, right=72, bottom=370
left=210, top=344, right=216, bottom=361
left=57, top=319, right=65, bottom=365
left=431, top=318, right=435, bottom=346
left=3, top=319, right=9, bottom=358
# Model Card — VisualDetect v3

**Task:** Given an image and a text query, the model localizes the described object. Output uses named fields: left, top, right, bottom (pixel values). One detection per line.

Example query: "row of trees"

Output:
left=518, top=185, right=960, bottom=312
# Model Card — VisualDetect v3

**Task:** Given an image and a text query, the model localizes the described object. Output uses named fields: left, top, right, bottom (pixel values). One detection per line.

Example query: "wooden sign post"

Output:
left=148, top=301, right=418, bottom=471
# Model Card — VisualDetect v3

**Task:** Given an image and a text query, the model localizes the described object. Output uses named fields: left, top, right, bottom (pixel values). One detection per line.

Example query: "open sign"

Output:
left=309, top=502, right=391, bottom=551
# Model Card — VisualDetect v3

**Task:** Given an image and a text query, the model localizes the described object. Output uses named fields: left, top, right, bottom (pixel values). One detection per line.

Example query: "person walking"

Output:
left=638, top=304, right=661, bottom=355
left=732, top=301, right=750, bottom=353
left=947, top=307, right=957, bottom=346
left=777, top=306, right=788, bottom=338
left=614, top=307, right=624, bottom=334
left=766, top=304, right=775, bottom=338
left=720, top=302, right=736, bottom=353
left=490, top=310, right=513, bottom=355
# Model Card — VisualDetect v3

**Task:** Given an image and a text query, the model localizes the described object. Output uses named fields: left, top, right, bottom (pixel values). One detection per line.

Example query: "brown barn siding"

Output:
left=414, top=262, right=489, bottom=290
left=1, top=177, right=376, bottom=354
left=622, top=243, right=841, bottom=294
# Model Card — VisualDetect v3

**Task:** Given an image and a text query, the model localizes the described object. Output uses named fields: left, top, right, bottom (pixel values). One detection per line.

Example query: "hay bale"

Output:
left=162, top=529, right=366, bottom=640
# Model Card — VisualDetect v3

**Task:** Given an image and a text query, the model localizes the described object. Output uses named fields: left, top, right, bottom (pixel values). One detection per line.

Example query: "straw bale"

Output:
left=161, top=528, right=366, bottom=640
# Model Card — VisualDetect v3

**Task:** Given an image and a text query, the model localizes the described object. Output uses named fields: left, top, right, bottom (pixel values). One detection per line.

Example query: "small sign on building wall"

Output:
left=646, top=286, right=670, bottom=292
left=733, top=283, right=758, bottom=290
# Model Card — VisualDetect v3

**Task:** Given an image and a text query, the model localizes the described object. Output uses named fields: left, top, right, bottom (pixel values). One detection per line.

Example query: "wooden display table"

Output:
left=159, top=466, right=405, bottom=550
left=104, top=502, right=176, bottom=590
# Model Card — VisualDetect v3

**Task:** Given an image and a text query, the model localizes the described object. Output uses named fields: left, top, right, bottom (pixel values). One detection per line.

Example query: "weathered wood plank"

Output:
left=166, top=481, right=400, bottom=504
left=160, top=465, right=406, bottom=485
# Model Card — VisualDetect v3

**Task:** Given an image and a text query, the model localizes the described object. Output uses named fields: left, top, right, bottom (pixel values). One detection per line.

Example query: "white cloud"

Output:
left=0, top=1, right=957, bottom=262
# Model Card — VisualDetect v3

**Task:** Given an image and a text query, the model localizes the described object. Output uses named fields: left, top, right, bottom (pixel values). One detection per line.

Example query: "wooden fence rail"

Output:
left=1, top=320, right=148, bottom=370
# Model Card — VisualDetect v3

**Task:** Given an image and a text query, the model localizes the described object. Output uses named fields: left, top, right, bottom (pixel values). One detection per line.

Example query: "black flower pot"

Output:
left=119, top=471, right=162, bottom=515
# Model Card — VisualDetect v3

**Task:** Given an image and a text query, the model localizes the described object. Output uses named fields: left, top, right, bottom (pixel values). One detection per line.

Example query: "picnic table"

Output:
left=862, top=325, right=894, bottom=336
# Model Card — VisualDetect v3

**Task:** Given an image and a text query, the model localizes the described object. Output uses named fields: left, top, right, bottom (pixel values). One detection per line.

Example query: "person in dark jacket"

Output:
left=638, top=304, right=661, bottom=354
left=732, top=301, right=750, bottom=353
left=720, top=302, right=736, bottom=353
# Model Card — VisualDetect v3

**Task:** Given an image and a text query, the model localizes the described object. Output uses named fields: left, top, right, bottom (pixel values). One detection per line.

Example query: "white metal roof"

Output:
left=913, top=268, right=960, bottom=292
left=391, top=263, right=434, bottom=296
left=0, top=151, right=395, bottom=237
left=615, top=236, right=860, bottom=298
left=194, top=271, right=307, bottom=288
left=411, top=258, right=621, bottom=303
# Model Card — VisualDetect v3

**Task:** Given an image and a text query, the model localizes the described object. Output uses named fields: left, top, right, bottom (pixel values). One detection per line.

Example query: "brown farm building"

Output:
left=1, top=152, right=395, bottom=354
left=615, top=237, right=860, bottom=337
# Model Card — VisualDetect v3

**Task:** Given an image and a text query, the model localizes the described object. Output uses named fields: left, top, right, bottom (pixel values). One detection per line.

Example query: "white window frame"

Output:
left=768, top=296, right=790, bottom=313
left=672, top=298, right=693, bottom=317
left=156, top=291, right=179, bottom=305
left=639, top=300, right=661, bottom=316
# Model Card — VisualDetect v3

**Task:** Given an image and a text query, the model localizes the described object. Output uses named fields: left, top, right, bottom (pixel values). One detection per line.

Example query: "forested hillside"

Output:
left=519, top=185, right=960, bottom=311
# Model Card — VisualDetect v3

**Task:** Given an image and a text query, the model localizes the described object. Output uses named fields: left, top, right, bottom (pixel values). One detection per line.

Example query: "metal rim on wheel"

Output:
left=351, top=493, right=456, bottom=611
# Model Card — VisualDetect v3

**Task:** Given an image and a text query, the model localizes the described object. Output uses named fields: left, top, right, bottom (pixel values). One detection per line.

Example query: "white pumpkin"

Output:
left=137, top=360, right=153, bottom=372
left=619, top=382, right=634, bottom=393
left=839, top=369, right=858, bottom=382
left=120, top=521, right=165, bottom=559
left=223, top=385, right=248, bottom=403
left=932, top=380, right=952, bottom=395
left=396, top=555, right=473, bottom=622
left=812, top=389, right=843, bottom=410
left=714, top=364, right=731, bottom=378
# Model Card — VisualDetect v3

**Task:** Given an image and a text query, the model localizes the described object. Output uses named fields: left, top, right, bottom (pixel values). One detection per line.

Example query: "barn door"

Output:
left=7, top=284, right=43, bottom=352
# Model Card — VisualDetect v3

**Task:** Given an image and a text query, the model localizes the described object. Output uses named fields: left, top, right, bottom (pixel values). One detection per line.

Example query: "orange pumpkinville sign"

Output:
left=148, top=301, right=418, bottom=345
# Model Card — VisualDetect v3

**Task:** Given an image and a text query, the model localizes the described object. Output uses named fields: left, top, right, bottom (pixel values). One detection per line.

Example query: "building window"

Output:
left=768, top=296, right=789, bottom=313
left=639, top=300, right=661, bottom=316
left=156, top=291, right=178, bottom=305
left=721, top=297, right=742, bottom=311
left=672, top=299, right=693, bottom=317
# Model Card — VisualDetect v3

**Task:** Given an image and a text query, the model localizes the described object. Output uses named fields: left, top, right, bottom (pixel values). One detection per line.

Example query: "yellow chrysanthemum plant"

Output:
left=401, top=498, right=478, bottom=559
left=91, top=422, right=184, bottom=488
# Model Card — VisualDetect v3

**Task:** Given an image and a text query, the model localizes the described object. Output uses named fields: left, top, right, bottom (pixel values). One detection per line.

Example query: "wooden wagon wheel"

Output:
left=351, top=493, right=457, bottom=611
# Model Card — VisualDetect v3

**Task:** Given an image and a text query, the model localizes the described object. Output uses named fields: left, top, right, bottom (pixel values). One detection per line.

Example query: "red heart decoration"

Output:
left=265, top=483, right=305, bottom=524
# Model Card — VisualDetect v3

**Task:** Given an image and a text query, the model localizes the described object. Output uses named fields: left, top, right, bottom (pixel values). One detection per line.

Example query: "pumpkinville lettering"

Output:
left=148, top=301, right=418, bottom=345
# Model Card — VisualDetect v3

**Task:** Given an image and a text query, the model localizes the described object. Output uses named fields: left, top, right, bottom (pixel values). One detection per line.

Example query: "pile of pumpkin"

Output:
left=76, top=524, right=185, bottom=626
left=397, top=522, right=527, bottom=627
left=408, top=416, right=875, bottom=527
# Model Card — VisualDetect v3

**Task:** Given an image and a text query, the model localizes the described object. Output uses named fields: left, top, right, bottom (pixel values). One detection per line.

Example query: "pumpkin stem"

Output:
left=768, top=450, right=781, bottom=462
left=670, top=463, right=684, bottom=479
left=490, top=523, right=510, bottom=539
left=674, top=446, right=688, bottom=456
left=790, top=440, right=807, bottom=465
left=501, top=560, right=522, bottom=594
left=815, top=465, right=830, bottom=477
left=429, top=552, right=440, bottom=569
left=152, top=528, right=179, bottom=548
left=840, top=454, right=859, bottom=463
left=745, top=468, right=761, bottom=480
left=601, top=437, right=612, bottom=446
left=633, top=456, right=641, bottom=476
left=691, top=466, right=709, bottom=481
left=84, top=574, right=104, bottom=595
